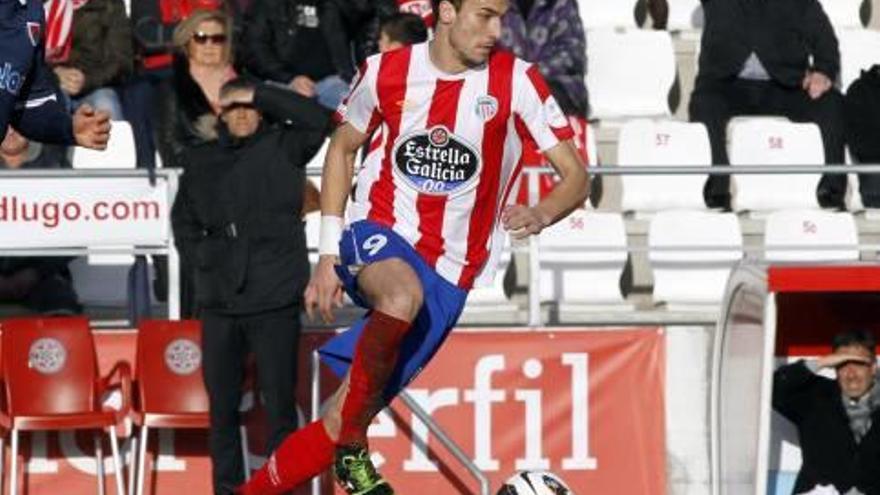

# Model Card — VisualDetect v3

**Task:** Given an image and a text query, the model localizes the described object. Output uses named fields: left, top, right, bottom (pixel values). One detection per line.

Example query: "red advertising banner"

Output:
left=12, top=327, right=665, bottom=494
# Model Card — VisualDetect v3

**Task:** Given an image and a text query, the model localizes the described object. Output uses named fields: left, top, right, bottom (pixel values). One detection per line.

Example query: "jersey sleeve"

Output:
left=333, top=56, right=380, bottom=134
left=512, top=62, right=575, bottom=152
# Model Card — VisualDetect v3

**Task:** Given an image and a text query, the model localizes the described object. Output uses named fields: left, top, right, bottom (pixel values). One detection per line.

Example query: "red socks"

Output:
left=237, top=420, right=334, bottom=495
left=237, top=311, right=411, bottom=494
left=337, top=310, right=412, bottom=446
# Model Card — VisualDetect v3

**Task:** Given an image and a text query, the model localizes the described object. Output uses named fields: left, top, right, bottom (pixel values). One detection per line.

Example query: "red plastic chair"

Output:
left=0, top=317, right=131, bottom=495
left=131, top=320, right=252, bottom=495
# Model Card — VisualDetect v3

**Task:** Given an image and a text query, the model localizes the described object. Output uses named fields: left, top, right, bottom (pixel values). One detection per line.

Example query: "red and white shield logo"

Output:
left=26, top=22, right=41, bottom=47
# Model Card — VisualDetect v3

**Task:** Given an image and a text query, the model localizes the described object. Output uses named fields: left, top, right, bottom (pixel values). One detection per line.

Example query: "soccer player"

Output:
left=0, top=0, right=110, bottom=149
left=238, top=0, right=588, bottom=493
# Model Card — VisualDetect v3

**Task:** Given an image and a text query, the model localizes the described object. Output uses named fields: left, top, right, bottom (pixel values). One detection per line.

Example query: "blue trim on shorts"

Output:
left=318, top=220, right=468, bottom=398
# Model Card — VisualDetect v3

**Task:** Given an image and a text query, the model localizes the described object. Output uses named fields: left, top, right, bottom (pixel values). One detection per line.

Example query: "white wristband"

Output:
left=318, top=215, right=344, bottom=256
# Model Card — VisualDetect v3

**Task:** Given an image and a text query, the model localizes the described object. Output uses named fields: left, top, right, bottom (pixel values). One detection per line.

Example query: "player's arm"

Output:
left=306, top=123, right=370, bottom=323
left=502, top=139, right=588, bottom=239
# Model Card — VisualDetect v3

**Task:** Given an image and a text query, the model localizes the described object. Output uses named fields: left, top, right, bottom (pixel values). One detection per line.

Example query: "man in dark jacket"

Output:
left=691, top=0, right=846, bottom=209
left=241, top=0, right=396, bottom=108
left=171, top=78, right=329, bottom=494
left=773, top=330, right=880, bottom=495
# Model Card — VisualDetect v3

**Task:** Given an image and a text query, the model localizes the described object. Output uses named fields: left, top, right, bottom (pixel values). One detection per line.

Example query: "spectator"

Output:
left=241, top=0, right=389, bottom=109
left=497, top=0, right=589, bottom=205
left=396, top=0, right=433, bottom=27
left=156, top=8, right=237, bottom=170
left=0, top=128, right=81, bottom=316
left=124, top=0, right=224, bottom=170
left=691, top=0, right=846, bottom=209
left=378, top=12, right=428, bottom=52
left=171, top=77, right=329, bottom=494
left=44, top=0, right=133, bottom=119
left=773, top=330, right=880, bottom=494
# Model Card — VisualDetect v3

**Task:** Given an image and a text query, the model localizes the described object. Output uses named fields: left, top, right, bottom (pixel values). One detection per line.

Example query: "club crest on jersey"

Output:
left=392, top=125, right=481, bottom=196
left=474, top=95, right=498, bottom=121
left=26, top=22, right=40, bottom=47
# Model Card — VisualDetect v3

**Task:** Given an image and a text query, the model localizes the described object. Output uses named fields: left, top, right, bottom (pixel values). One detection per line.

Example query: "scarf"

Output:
left=842, top=377, right=880, bottom=444
left=43, top=0, right=88, bottom=64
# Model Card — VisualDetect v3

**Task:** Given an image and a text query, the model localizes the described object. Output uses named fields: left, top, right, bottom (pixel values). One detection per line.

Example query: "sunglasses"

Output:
left=192, top=32, right=227, bottom=45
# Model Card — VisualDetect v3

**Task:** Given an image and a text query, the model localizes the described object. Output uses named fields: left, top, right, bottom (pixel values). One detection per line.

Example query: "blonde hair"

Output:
left=173, top=9, right=234, bottom=63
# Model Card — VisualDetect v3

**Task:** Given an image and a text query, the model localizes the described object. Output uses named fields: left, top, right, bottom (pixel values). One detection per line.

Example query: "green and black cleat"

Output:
left=333, top=445, right=395, bottom=495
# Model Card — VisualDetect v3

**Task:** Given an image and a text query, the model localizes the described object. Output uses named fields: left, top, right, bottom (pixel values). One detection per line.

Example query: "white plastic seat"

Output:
left=837, top=28, right=880, bottom=90
left=665, top=0, right=704, bottom=31
left=729, top=118, right=824, bottom=212
left=649, top=211, right=743, bottom=306
left=578, top=0, right=637, bottom=29
left=71, top=120, right=137, bottom=170
left=618, top=119, right=711, bottom=212
left=817, top=0, right=866, bottom=30
left=538, top=210, right=628, bottom=306
left=586, top=29, right=677, bottom=120
left=764, top=210, right=859, bottom=262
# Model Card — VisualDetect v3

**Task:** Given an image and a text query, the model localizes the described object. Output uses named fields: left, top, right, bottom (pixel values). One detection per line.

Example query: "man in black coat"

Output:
left=171, top=78, right=329, bottom=494
left=240, top=0, right=397, bottom=108
left=773, top=330, right=880, bottom=495
left=691, top=0, right=846, bottom=209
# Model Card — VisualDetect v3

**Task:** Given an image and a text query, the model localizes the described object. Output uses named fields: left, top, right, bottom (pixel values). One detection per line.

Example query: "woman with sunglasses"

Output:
left=155, top=9, right=237, bottom=172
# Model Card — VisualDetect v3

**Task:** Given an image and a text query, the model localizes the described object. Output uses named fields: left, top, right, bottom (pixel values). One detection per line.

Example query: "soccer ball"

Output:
left=496, top=471, right=574, bottom=495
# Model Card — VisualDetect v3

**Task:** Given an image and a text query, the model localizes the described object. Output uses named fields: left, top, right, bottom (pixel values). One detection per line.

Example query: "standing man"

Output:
left=172, top=78, right=329, bottom=494
left=237, top=0, right=589, bottom=493
left=773, top=330, right=880, bottom=495
left=0, top=0, right=110, bottom=149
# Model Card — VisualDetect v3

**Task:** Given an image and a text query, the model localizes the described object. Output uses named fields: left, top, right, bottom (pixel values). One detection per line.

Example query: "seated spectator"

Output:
left=691, top=0, right=846, bottom=209
left=844, top=64, right=880, bottom=208
left=773, top=329, right=880, bottom=495
left=378, top=12, right=428, bottom=53
left=124, top=0, right=224, bottom=169
left=241, top=0, right=373, bottom=110
left=44, top=0, right=132, bottom=120
left=0, top=129, right=81, bottom=315
left=155, top=8, right=237, bottom=170
left=497, top=0, right=589, bottom=205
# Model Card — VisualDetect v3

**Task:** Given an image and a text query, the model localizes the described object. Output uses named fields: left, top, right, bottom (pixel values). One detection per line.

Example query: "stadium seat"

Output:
left=578, top=0, right=638, bottom=29
left=0, top=317, right=130, bottom=495
left=130, top=320, right=251, bottom=495
left=71, top=120, right=137, bottom=170
left=837, top=28, right=880, bottom=90
left=728, top=118, right=824, bottom=212
left=817, top=0, right=866, bottom=30
left=538, top=210, right=629, bottom=309
left=764, top=210, right=859, bottom=262
left=618, top=119, right=711, bottom=212
left=464, top=233, right=518, bottom=319
left=665, top=0, right=704, bottom=31
left=586, top=29, right=677, bottom=120
left=649, top=211, right=743, bottom=306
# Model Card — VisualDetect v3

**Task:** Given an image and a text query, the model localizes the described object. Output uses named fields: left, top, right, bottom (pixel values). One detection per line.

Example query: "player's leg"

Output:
left=237, top=377, right=349, bottom=495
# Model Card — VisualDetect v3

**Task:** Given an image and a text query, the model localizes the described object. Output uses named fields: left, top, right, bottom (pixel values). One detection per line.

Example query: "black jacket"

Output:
left=171, top=83, right=329, bottom=314
left=773, top=361, right=880, bottom=495
left=697, top=0, right=839, bottom=88
left=241, top=0, right=396, bottom=82
left=155, top=56, right=222, bottom=170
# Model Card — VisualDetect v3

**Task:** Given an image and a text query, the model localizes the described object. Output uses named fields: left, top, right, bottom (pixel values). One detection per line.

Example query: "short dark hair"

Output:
left=380, top=13, right=429, bottom=46
left=832, top=329, right=877, bottom=354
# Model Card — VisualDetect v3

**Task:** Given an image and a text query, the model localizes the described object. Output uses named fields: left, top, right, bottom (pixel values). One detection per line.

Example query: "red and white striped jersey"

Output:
left=336, top=42, right=574, bottom=290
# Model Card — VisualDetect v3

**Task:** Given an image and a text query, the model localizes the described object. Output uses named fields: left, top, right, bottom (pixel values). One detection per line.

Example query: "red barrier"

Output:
left=13, top=327, right=665, bottom=494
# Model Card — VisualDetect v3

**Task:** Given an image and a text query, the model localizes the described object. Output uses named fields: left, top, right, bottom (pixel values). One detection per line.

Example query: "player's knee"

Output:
left=374, top=288, right=423, bottom=322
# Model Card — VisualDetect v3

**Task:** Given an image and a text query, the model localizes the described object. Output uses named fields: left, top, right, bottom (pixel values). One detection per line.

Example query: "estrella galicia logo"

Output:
left=0, top=63, right=23, bottom=96
left=392, top=125, right=481, bottom=196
